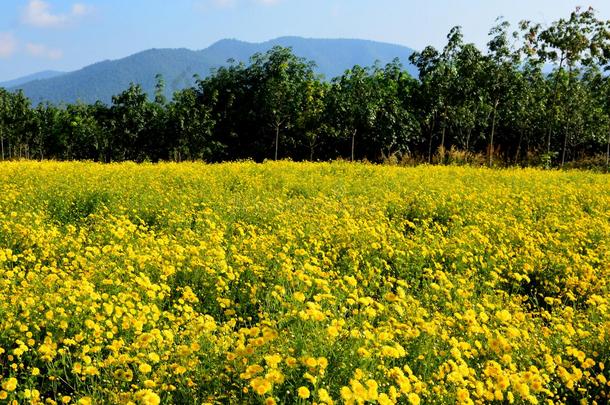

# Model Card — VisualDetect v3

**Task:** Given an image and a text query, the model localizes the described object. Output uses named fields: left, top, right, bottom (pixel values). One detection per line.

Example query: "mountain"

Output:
left=7, top=37, right=416, bottom=105
left=0, top=70, right=65, bottom=89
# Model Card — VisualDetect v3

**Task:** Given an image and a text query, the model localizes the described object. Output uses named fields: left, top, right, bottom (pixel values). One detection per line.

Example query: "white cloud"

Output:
left=26, top=42, right=63, bottom=59
left=0, top=33, right=17, bottom=58
left=71, top=3, right=91, bottom=16
left=22, top=0, right=92, bottom=28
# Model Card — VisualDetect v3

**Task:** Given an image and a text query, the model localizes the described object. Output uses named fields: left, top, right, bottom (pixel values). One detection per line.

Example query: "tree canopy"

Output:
left=2, top=8, right=610, bottom=167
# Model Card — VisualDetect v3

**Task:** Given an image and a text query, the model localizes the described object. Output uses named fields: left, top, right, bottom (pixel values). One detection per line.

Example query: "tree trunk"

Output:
left=440, top=112, right=447, bottom=163
left=274, top=124, right=280, bottom=161
left=351, top=129, right=357, bottom=162
left=561, top=65, right=573, bottom=168
left=515, top=129, right=524, bottom=164
left=0, top=132, right=3, bottom=161
left=428, top=127, right=434, bottom=163
left=427, top=114, right=436, bottom=163
left=561, top=124, right=568, bottom=168
left=547, top=57, right=565, bottom=155
left=439, top=127, right=446, bottom=164
left=489, top=100, right=499, bottom=167
left=441, top=126, right=446, bottom=147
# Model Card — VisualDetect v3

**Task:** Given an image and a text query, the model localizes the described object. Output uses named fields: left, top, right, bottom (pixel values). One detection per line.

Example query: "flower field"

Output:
left=0, top=161, right=609, bottom=404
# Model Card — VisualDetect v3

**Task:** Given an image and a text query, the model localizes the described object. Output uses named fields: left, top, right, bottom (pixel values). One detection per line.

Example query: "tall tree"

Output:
left=327, top=65, right=379, bottom=161
left=370, top=60, right=419, bottom=160
left=536, top=7, right=610, bottom=165
left=249, top=47, right=317, bottom=160
left=109, top=83, right=155, bottom=161
left=168, top=87, right=217, bottom=161
left=485, top=19, right=521, bottom=166
left=410, top=27, right=464, bottom=162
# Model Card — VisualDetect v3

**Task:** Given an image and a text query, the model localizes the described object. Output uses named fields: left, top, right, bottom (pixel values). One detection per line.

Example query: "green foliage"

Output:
left=1, top=9, right=610, bottom=166
left=9, top=38, right=417, bottom=105
left=46, top=190, right=111, bottom=225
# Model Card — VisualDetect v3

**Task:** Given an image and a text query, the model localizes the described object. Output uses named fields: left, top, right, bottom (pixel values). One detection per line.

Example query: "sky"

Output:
left=1, top=0, right=610, bottom=81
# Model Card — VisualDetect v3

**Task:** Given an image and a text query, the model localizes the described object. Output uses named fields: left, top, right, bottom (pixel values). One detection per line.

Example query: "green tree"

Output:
left=249, top=47, right=317, bottom=160
left=484, top=19, right=521, bottom=166
left=110, top=83, right=155, bottom=161
left=297, top=79, right=328, bottom=160
left=410, top=27, right=463, bottom=162
left=370, top=60, right=419, bottom=160
left=536, top=7, right=610, bottom=165
left=327, top=65, right=379, bottom=161
left=168, top=87, right=218, bottom=161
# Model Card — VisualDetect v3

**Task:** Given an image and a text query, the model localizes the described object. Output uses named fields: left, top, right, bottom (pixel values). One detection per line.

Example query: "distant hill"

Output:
left=0, top=70, right=65, bottom=89
left=7, top=37, right=416, bottom=105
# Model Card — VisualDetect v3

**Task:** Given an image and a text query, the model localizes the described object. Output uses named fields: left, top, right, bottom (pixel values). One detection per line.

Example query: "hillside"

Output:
left=0, top=70, right=65, bottom=89
left=7, top=37, right=415, bottom=104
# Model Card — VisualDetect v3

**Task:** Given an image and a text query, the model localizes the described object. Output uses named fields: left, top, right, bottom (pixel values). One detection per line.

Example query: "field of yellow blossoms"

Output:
left=0, top=161, right=609, bottom=404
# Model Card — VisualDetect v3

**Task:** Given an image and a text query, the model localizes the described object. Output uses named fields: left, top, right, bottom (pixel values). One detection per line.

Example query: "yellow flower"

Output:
left=327, top=325, right=340, bottom=337
left=495, top=310, right=512, bottom=323
left=318, top=388, right=332, bottom=402
left=83, top=366, right=99, bottom=376
left=297, top=386, right=310, bottom=399
left=264, top=354, right=282, bottom=369
left=144, top=380, right=157, bottom=388
left=1, top=378, right=17, bottom=392
left=148, top=353, right=160, bottom=363
left=246, top=364, right=264, bottom=376
left=302, top=373, right=316, bottom=385
left=304, top=357, right=317, bottom=368
left=378, top=393, right=394, bottom=405
left=250, top=377, right=272, bottom=396
left=23, top=389, right=40, bottom=400
left=136, top=389, right=161, bottom=405
left=265, top=369, right=285, bottom=385
left=139, top=363, right=152, bottom=374
left=341, top=386, right=353, bottom=401
left=407, top=393, right=421, bottom=405
left=365, top=379, right=379, bottom=401
left=457, top=388, right=470, bottom=402
left=317, top=357, right=328, bottom=369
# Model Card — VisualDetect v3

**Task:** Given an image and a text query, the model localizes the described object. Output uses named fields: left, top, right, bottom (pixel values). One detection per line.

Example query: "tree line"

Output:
left=2, top=8, right=610, bottom=167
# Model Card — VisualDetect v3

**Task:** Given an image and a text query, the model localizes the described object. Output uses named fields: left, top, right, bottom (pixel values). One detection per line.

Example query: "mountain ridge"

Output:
left=6, top=37, right=416, bottom=105
left=0, top=70, right=66, bottom=89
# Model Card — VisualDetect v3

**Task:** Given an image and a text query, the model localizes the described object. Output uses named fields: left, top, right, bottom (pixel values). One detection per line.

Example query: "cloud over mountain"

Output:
left=22, top=0, right=92, bottom=28
left=0, top=33, right=17, bottom=58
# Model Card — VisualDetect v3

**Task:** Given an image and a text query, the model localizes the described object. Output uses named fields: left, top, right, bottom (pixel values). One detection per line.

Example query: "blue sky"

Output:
left=1, top=0, right=610, bottom=81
